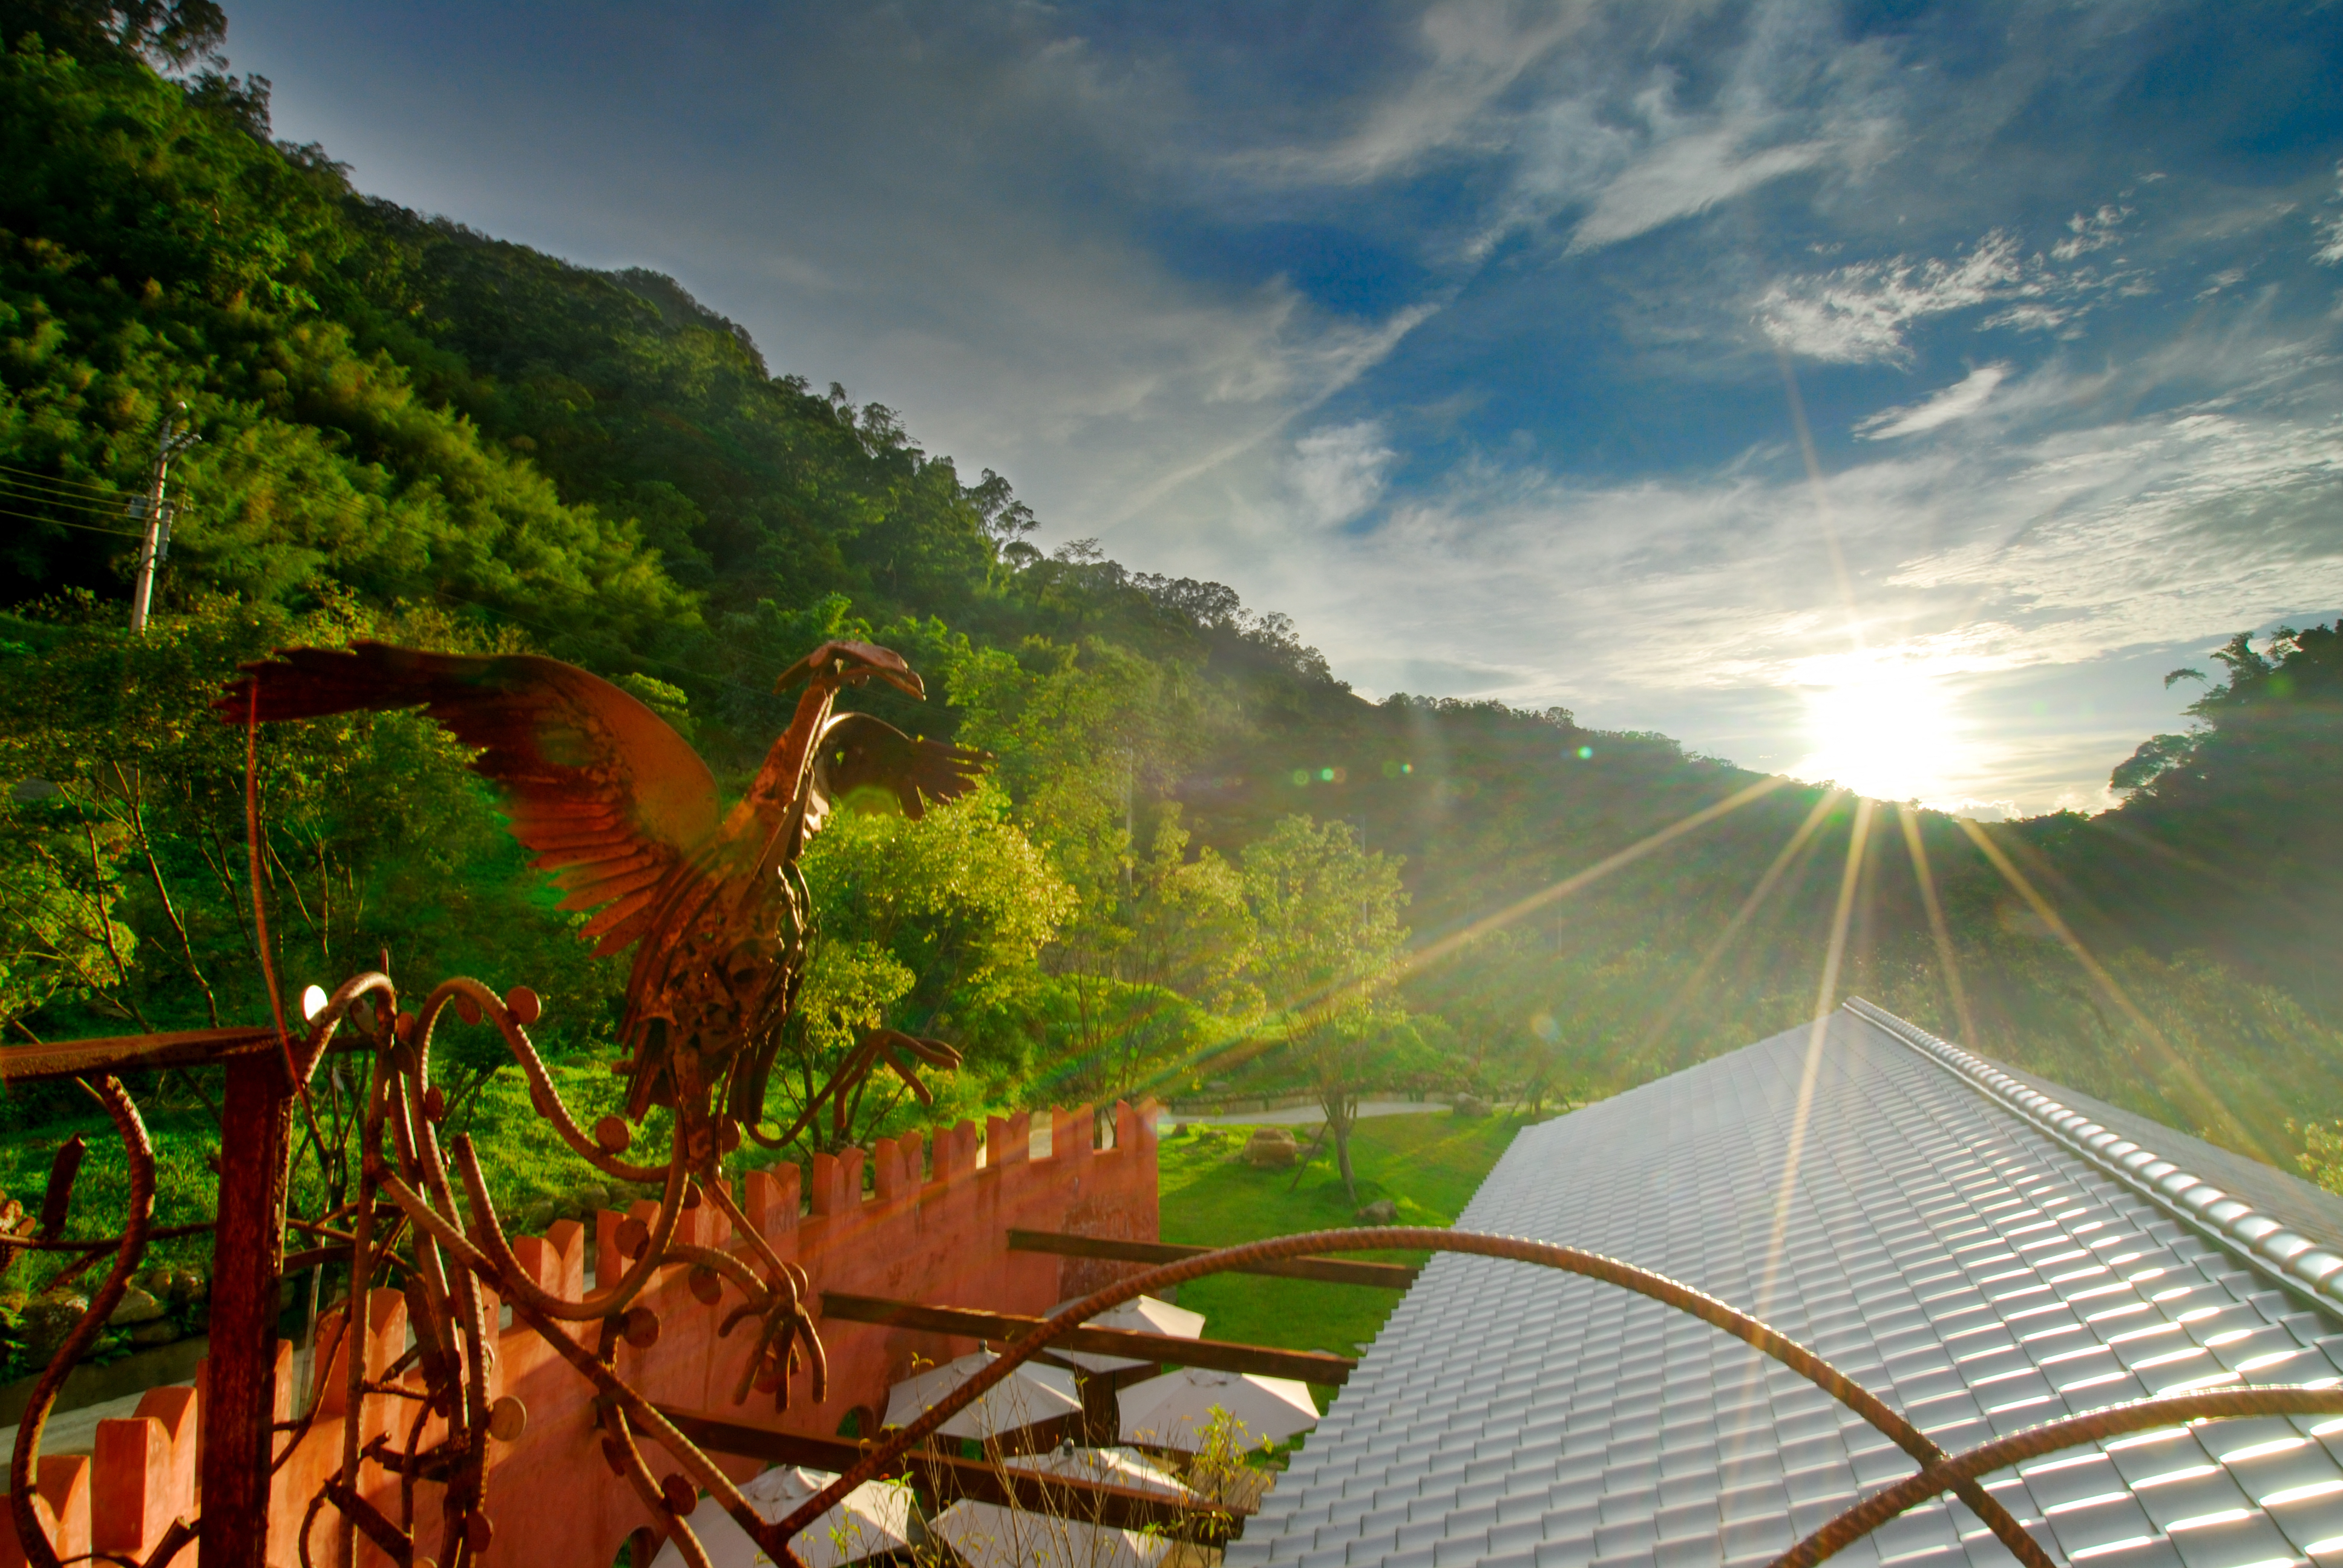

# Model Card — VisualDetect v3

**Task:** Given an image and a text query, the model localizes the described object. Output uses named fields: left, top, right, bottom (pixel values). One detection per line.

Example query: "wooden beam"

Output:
left=656, top=1406, right=1246, bottom=1541
left=0, top=1025, right=280, bottom=1083
left=199, top=1055, right=294, bottom=1568
left=820, top=1293, right=1355, bottom=1386
left=1005, top=1228, right=1420, bottom=1290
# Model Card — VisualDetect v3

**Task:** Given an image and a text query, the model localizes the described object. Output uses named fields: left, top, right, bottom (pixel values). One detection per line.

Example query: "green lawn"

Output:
left=1153, top=1111, right=1527, bottom=1383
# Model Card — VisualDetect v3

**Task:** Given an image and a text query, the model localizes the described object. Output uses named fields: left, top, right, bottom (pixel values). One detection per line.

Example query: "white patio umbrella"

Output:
left=1047, top=1295, right=1207, bottom=1374
left=1116, top=1367, right=1319, bottom=1454
left=646, top=1465, right=916, bottom=1568
left=883, top=1350, right=1083, bottom=1440
left=926, top=1499, right=1170, bottom=1568
left=1004, top=1440, right=1193, bottom=1500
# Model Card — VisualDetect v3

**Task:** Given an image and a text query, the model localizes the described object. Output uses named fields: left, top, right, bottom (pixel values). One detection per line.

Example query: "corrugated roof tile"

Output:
left=1233, top=1007, right=2343, bottom=1567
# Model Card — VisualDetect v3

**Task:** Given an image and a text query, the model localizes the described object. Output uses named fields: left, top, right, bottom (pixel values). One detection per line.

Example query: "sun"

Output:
left=1790, top=659, right=1963, bottom=804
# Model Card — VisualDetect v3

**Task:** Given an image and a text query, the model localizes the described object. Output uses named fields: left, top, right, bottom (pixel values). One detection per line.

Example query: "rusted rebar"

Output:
left=1774, top=1385, right=2343, bottom=1567
left=7, top=1076, right=153, bottom=1568
left=770, top=1227, right=2056, bottom=1568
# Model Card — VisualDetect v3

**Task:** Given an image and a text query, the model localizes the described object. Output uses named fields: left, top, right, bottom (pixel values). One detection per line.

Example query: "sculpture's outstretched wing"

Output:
left=803, top=711, right=988, bottom=840
left=217, top=643, right=721, bottom=949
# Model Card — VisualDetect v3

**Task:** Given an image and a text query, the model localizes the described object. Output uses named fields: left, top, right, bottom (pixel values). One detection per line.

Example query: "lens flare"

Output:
left=1758, top=797, right=1873, bottom=1319
left=1954, top=816, right=2268, bottom=1163
left=1896, top=805, right=1979, bottom=1048
left=1626, top=789, right=1844, bottom=1070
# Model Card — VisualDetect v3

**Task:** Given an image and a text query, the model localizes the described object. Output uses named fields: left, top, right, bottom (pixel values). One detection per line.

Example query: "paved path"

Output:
left=0, top=1385, right=156, bottom=1460
left=1153, top=1100, right=1455, bottom=1129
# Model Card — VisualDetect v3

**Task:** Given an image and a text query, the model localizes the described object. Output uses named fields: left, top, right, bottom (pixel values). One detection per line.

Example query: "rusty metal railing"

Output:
left=8, top=1021, right=2337, bottom=1568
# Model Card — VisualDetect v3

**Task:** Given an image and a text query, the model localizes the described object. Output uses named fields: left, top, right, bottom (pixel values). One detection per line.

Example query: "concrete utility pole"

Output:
left=128, top=403, right=199, bottom=634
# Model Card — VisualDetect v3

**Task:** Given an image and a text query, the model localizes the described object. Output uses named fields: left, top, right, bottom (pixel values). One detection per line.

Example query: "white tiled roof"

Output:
left=1227, top=1006, right=2343, bottom=1568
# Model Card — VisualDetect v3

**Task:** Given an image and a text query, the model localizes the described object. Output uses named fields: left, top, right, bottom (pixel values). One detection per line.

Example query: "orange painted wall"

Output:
left=11, top=1100, right=1156, bottom=1568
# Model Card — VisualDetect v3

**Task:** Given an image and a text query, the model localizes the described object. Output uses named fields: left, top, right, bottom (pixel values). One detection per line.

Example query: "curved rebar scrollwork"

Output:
left=767, top=1227, right=2056, bottom=1567
left=263, top=971, right=775, bottom=1568
left=9, top=1031, right=2338, bottom=1568
left=1777, top=1386, right=2343, bottom=1567
left=770, top=1227, right=2343, bottom=1568
left=5, top=1074, right=154, bottom=1568
left=203, top=636, right=981, bottom=1568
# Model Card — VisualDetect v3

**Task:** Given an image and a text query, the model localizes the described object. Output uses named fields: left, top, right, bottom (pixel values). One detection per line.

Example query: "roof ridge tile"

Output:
left=1846, top=997, right=2343, bottom=1328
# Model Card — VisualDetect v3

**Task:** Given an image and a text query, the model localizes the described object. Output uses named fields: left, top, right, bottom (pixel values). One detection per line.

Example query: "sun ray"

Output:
left=1896, top=804, right=1980, bottom=1048
left=1776, top=350, right=1864, bottom=656
left=1395, top=773, right=1791, bottom=982
left=1953, top=816, right=2270, bottom=1163
left=2090, top=814, right=2290, bottom=905
left=1141, top=773, right=1792, bottom=1096
left=1758, top=795, right=1873, bottom=1319
left=1627, top=789, right=1846, bottom=1073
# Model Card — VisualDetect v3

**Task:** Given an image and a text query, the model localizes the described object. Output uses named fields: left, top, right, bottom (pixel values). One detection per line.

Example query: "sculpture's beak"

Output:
left=871, top=665, right=925, bottom=699
left=773, top=641, right=926, bottom=700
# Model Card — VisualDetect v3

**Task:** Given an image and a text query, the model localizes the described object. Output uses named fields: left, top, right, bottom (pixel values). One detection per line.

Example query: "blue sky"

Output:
left=228, top=0, right=2343, bottom=815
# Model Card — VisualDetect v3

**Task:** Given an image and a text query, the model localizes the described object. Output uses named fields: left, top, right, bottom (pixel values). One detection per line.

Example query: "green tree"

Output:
left=779, top=788, right=1072, bottom=1152
left=0, top=593, right=628, bottom=1054
left=1, top=0, right=226, bottom=69
left=944, top=633, right=1218, bottom=1079
left=0, top=785, right=138, bottom=1037
left=2298, top=1120, right=2343, bottom=1197
left=1240, top=815, right=1407, bottom=1203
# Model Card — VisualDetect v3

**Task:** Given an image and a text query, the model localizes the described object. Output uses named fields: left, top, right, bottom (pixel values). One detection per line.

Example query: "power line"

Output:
left=8, top=440, right=846, bottom=697
left=0, top=459, right=128, bottom=503
left=0, top=477, right=127, bottom=511
left=0, top=501, right=144, bottom=540
left=0, top=479, right=136, bottom=518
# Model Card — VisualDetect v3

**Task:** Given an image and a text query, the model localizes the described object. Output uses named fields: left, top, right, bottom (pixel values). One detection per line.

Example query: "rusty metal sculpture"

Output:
left=2, top=640, right=2339, bottom=1568
left=208, top=639, right=984, bottom=1565
left=220, top=638, right=985, bottom=1138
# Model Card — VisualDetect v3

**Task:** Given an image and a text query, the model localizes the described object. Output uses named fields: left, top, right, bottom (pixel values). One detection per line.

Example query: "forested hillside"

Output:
left=3, top=0, right=2338, bottom=1183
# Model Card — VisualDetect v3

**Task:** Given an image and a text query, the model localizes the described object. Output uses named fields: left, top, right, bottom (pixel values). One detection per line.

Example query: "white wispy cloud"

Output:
left=1240, top=0, right=1594, bottom=185
left=1085, top=302, right=1440, bottom=535
left=1757, top=218, right=2145, bottom=364
left=1856, top=363, right=2011, bottom=439
left=1492, top=8, right=1902, bottom=261
left=1263, top=382, right=2343, bottom=810
left=2051, top=204, right=2129, bottom=261
left=1758, top=232, right=2027, bottom=362
left=2314, top=162, right=2343, bottom=264
left=1288, top=421, right=1398, bottom=528
left=1567, top=126, right=1831, bottom=251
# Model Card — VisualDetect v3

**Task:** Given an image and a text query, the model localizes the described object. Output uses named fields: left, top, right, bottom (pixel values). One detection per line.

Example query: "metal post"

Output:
left=128, top=407, right=197, bottom=635
left=199, top=1055, right=294, bottom=1567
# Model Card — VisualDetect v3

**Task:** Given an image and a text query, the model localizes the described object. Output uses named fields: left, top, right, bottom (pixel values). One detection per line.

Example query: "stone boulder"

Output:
left=1451, top=1094, right=1490, bottom=1119
left=1355, top=1198, right=1398, bottom=1226
left=167, top=1264, right=208, bottom=1306
left=131, top=1264, right=205, bottom=1308
left=108, top=1284, right=166, bottom=1326
left=1242, top=1127, right=1299, bottom=1169
left=19, top=1294, right=89, bottom=1362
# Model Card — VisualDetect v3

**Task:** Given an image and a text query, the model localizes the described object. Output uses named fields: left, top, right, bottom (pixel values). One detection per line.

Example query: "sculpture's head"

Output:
left=773, top=640, right=925, bottom=701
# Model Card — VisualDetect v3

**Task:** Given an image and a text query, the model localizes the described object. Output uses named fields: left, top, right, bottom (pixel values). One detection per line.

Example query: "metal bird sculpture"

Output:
left=217, top=639, right=987, bottom=1150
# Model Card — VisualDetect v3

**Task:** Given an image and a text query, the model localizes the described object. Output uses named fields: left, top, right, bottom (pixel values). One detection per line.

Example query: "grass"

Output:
left=1153, top=1111, right=1527, bottom=1383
